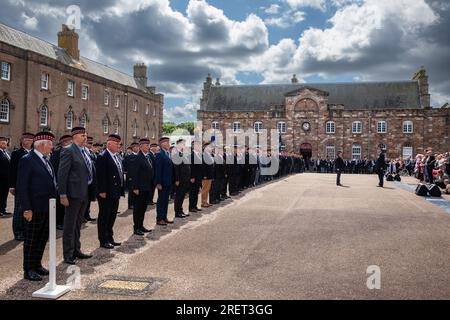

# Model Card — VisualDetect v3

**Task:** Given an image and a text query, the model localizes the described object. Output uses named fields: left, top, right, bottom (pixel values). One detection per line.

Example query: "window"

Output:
left=212, top=121, right=220, bottom=130
left=41, top=73, right=49, bottom=90
left=233, top=122, right=241, bottom=133
left=153, top=106, right=156, bottom=116
left=66, top=111, right=74, bottom=130
left=352, top=121, right=362, bottom=134
left=113, top=119, right=119, bottom=134
left=132, top=120, right=138, bottom=137
left=102, top=117, right=109, bottom=134
left=277, top=122, right=286, bottom=134
left=0, top=99, right=10, bottom=122
left=39, top=105, right=48, bottom=127
left=67, top=80, right=74, bottom=97
left=81, top=85, right=89, bottom=100
left=1, top=62, right=11, bottom=81
left=403, top=121, right=413, bottom=134
left=377, top=121, right=387, bottom=133
left=152, top=123, right=156, bottom=139
left=325, top=145, right=335, bottom=160
left=352, top=145, right=362, bottom=160
left=79, top=113, right=87, bottom=128
left=326, top=121, right=335, bottom=134
left=133, top=100, right=138, bottom=112
left=254, top=121, right=263, bottom=134
left=145, top=124, right=149, bottom=138
left=115, top=95, right=120, bottom=109
left=146, top=104, right=149, bottom=115
left=403, top=144, right=413, bottom=159
left=104, top=91, right=109, bottom=106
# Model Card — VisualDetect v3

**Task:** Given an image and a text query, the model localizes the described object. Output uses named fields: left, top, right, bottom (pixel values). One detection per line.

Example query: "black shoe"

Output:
left=74, top=252, right=93, bottom=259
left=35, top=266, right=49, bottom=276
left=175, top=213, right=188, bottom=218
left=100, top=243, right=114, bottom=249
left=24, top=270, right=43, bottom=281
left=149, top=202, right=156, bottom=206
left=85, top=217, right=96, bottom=222
left=0, top=212, right=3, bottom=217
left=81, top=218, right=88, bottom=224
left=140, top=227, right=152, bottom=233
left=195, top=208, right=202, bottom=212
left=64, top=258, right=76, bottom=265
left=110, top=241, right=122, bottom=246
left=189, top=209, right=198, bottom=213
left=56, top=224, right=64, bottom=230
left=15, top=236, right=25, bottom=242
left=134, top=230, right=145, bottom=236
left=2, top=212, right=12, bottom=216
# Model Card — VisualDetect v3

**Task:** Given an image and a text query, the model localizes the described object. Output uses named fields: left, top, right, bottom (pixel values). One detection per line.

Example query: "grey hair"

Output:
left=34, top=140, right=51, bottom=148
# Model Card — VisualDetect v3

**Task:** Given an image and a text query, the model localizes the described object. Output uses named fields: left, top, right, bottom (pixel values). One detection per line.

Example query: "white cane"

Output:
left=32, top=198, right=71, bottom=299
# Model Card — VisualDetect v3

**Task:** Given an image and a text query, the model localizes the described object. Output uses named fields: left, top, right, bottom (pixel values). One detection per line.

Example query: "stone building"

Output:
left=198, top=69, right=449, bottom=160
left=0, top=23, right=163, bottom=148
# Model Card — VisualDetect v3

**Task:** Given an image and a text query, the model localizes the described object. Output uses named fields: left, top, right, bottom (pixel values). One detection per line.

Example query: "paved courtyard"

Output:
left=0, top=173, right=449, bottom=300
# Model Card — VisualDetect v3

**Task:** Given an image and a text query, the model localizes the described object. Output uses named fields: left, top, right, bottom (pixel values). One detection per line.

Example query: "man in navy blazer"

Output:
left=16, top=132, right=57, bottom=281
left=155, top=136, right=173, bottom=226
left=96, top=134, right=125, bottom=249
left=129, top=138, right=154, bottom=235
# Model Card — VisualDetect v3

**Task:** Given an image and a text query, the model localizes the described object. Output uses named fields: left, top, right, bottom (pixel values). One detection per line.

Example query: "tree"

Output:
left=163, top=122, right=177, bottom=135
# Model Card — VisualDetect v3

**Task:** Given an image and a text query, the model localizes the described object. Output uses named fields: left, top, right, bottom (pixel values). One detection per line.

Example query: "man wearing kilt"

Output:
left=16, top=132, right=57, bottom=281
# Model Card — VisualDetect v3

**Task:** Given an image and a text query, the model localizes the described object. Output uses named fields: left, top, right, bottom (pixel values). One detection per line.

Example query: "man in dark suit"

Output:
left=173, top=139, right=191, bottom=218
left=82, top=136, right=97, bottom=223
left=49, top=134, right=72, bottom=230
left=58, top=127, right=94, bottom=264
left=95, top=134, right=125, bottom=248
left=155, top=136, right=174, bottom=226
left=9, top=133, right=34, bottom=240
left=375, top=146, right=387, bottom=187
left=129, top=138, right=154, bottom=236
left=124, top=142, right=139, bottom=210
left=148, top=144, right=159, bottom=206
left=189, top=141, right=203, bottom=213
left=0, top=136, right=11, bottom=217
left=335, top=151, right=345, bottom=186
left=16, top=132, right=57, bottom=281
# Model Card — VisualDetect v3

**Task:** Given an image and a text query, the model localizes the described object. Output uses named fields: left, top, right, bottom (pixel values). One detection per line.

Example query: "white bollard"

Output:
left=32, top=198, right=71, bottom=299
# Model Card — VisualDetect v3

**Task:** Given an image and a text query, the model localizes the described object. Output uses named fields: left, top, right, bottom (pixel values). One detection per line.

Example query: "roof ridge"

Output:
left=213, top=80, right=417, bottom=88
left=0, top=22, right=135, bottom=82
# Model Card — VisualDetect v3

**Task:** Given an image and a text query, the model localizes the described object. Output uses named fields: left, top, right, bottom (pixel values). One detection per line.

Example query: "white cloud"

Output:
left=21, top=13, right=38, bottom=30
left=286, top=0, right=326, bottom=11
left=265, top=4, right=281, bottom=14
left=164, top=102, right=200, bottom=122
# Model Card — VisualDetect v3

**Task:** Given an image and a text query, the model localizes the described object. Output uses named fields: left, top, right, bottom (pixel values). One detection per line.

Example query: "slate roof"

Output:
left=0, top=22, right=142, bottom=90
left=204, top=81, right=422, bottom=112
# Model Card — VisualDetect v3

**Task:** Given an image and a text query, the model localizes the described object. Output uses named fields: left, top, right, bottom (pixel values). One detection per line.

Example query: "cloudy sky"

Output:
left=1, top=0, right=449, bottom=122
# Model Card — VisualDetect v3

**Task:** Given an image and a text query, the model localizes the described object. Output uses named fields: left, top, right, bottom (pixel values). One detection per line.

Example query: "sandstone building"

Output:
left=198, top=69, right=449, bottom=160
left=0, top=23, right=163, bottom=148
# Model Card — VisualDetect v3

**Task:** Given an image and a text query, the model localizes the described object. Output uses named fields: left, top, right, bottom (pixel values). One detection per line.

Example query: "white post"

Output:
left=32, top=198, right=71, bottom=299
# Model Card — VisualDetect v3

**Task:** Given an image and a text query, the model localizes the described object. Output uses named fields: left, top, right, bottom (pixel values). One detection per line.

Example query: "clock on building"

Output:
left=302, top=122, right=311, bottom=131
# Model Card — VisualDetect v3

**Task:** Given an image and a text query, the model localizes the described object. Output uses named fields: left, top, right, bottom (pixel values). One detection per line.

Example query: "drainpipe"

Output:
left=124, top=92, right=128, bottom=147
left=23, top=53, right=29, bottom=137
left=368, top=111, right=372, bottom=159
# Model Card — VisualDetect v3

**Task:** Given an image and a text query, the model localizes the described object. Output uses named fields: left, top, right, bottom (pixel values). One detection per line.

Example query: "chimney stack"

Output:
left=134, top=63, right=148, bottom=88
left=412, top=66, right=431, bottom=108
left=58, top=24, right=80, bottom=60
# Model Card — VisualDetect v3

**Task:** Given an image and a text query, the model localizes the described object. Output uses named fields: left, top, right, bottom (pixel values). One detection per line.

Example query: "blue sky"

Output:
left=0, top=0, right=449, bottom=123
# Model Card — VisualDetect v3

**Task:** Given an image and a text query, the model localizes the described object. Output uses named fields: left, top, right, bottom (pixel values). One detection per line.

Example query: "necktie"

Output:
left=3, top=150, right=9, bottom=161
left=113, top=154, right=124, bottom=185
left=81, top=148, right=93, bottom=183
left=43, top=156, right=57, bottom=188
left=145, top=154, right=152, bottom=167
